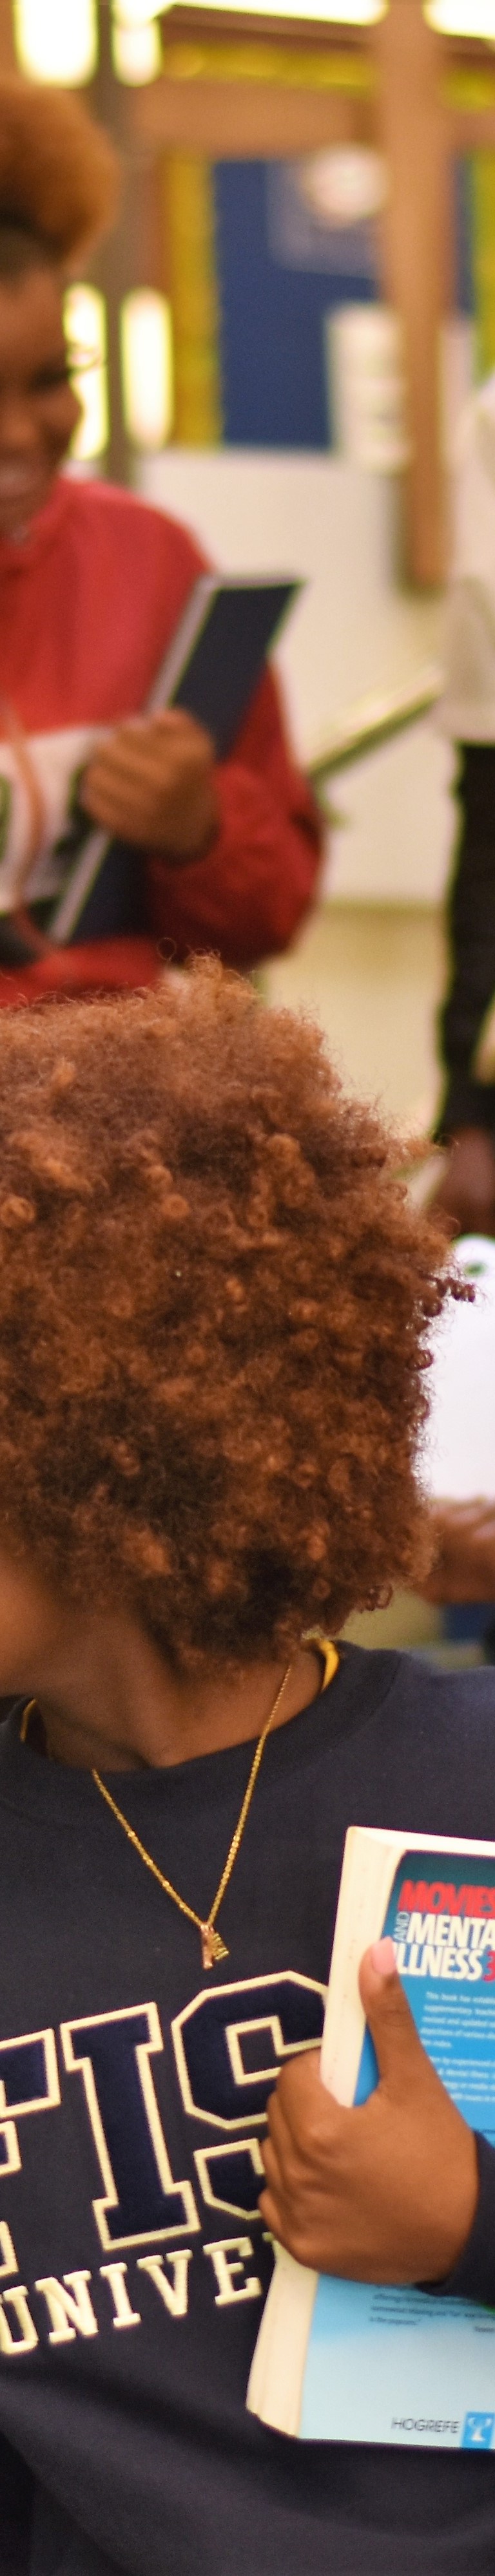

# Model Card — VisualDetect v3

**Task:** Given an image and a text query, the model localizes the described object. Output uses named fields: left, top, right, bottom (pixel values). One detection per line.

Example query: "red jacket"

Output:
left=0, top=474, right=321, bottom=1004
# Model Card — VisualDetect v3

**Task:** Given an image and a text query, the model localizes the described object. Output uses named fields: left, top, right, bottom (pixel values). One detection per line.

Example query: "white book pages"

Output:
left=320, top=1828, right=407, bottom=2100
left=246, top=2250, right=317, bottom=2435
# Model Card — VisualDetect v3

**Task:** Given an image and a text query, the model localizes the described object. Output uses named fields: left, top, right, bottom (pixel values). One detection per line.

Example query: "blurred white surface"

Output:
left=137, top=451, right=447, bottom=902
left=424, top=1237, right=495, bottom=1502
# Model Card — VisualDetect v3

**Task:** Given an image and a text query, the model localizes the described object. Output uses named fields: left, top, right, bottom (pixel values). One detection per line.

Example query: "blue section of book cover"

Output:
left=300, top=1849, right=495, bottom=2447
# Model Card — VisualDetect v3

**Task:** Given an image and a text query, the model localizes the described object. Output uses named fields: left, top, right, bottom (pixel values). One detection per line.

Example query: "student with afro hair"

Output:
left=0, top=958, right=493, bottom=2575
left=0, top=80, right=320, bottom=1003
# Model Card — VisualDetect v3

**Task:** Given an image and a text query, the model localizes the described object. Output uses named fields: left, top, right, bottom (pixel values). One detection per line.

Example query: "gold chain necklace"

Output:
left=92, top=1662, right=293, bottom=1972
left=21, top=1637, right=338, bottom=1972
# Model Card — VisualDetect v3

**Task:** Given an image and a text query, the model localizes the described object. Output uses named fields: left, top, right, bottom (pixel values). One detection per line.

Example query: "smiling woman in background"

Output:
left=0, top=79, right=320, bottom=1004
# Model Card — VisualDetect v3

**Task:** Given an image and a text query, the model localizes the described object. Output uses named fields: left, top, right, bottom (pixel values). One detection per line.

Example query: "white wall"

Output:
left=266, top=900, right=445, bottom=1128
left=137, top=448, right=452, bottom=904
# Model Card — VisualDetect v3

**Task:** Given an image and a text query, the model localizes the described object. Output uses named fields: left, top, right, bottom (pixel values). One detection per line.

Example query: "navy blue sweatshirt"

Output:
left=2, top=1645, right=495, bottom=2576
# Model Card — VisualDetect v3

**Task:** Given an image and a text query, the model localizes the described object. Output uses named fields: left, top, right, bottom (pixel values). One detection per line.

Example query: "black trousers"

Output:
left=437, top=743, right=495, bottom=1141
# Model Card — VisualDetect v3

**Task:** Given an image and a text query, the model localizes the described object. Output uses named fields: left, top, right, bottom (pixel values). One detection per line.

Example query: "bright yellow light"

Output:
left=115, top=0, right=163, bottom=21
left=112, top=17, right=162, bottom=79
left=14, top=0, right=98, bottom=82
left=64, top=287, right=109, bottom=464
left=121, top=294, right=173, bottom=450
left=425, top=0, right=495, bottom=29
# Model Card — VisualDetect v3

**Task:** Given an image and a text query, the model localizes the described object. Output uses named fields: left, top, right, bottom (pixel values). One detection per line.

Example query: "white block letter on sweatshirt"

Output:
left=204, top=2235, right=262, bottom=2306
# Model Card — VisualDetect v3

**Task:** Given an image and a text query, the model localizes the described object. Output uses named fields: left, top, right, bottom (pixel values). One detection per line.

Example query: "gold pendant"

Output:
left=200, top=1922, right=229, bottom=1969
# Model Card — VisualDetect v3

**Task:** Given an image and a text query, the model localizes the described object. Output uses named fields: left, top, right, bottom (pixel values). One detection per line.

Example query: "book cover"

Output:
left=248, top=1827, right=495, bottom=2450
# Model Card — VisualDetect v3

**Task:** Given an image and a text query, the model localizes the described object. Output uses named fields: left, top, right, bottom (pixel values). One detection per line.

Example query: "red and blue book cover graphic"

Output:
left=249, top=1837, right=495, bottom=2452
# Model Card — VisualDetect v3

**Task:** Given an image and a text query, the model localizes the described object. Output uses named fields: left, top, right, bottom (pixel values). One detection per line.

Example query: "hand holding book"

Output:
left=50, top=574, right=299, bottom=949
left=249, top=1827, right=495, bottom=2448
left=259, top=1938, right=478, bottom=2288
left=81, top=707, right=218, bottom=865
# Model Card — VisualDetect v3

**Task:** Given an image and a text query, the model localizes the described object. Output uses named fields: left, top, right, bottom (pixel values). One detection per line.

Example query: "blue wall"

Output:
left=213, top=159, right=378, bottom=450
left=213, top=155, right=474, bottom=450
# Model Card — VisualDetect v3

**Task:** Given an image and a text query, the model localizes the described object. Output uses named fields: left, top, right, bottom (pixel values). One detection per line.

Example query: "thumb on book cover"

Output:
left=358, top=1937, right=423, bottom=2087
left=369, top=1937, right=396, bottom=1978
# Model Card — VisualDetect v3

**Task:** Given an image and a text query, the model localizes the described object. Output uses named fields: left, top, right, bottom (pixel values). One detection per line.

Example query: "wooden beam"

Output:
left=447, top=106, right=495, bottom=151
left=133, top=74, right=371, bottom=156
left=374, top=0, right=449, bottom=589
left=0, top=0, right=15, bottom=71
left=157, top=7, right=369, bottom=41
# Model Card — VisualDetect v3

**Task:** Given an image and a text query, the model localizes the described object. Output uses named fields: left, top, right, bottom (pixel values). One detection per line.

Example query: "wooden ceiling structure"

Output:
left=131, top=0, right=495, bottom=588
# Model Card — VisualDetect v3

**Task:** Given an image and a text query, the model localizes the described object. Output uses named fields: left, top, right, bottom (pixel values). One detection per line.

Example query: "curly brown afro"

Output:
left=0, top=961, right=459, bottom=1674
left=0, top=76, right=119, bottom=266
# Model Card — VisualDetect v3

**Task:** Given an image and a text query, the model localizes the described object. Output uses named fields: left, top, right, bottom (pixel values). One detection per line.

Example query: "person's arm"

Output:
left=421, top=1500, right=495, bottom=1604
left=259, top=1940, right=478, bottom=2288
left=82, top=668, right=322, bottom=972
left=144, top=667, right=322, bottom=969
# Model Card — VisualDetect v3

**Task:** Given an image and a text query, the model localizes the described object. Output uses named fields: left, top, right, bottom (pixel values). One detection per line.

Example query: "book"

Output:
left=423, top=1234, right=495, bottom=1504
left=248, top=1824, right=495, bottom=2450
left=144, top=573, right=300, bottom=750
left=50, top=574, right=300, bottom=948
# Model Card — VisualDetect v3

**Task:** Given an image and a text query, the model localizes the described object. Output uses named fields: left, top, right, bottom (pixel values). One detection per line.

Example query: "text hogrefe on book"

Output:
left=248, top=1828, right=495, bottom=2450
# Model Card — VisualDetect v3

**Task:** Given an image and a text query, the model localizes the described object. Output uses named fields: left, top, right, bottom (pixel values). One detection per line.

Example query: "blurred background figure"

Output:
left=423, top=1501, right=495, bottom=1611
left=0, top=76, right=320, bottom=1005
left=432, top=374, right=495, bottom=1240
